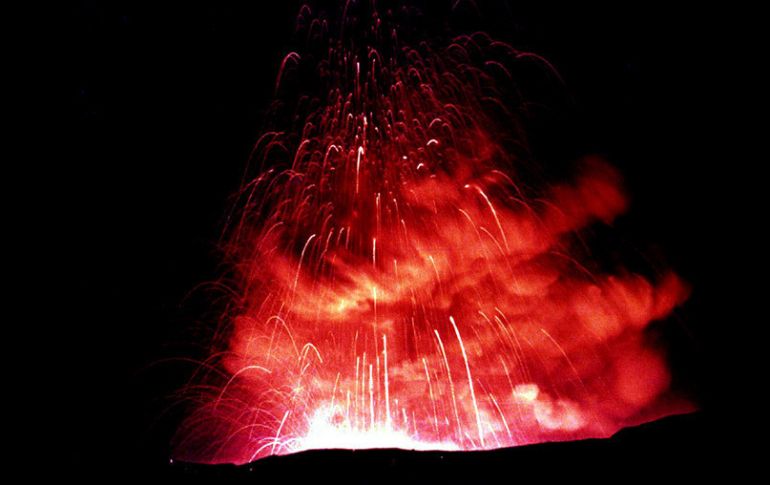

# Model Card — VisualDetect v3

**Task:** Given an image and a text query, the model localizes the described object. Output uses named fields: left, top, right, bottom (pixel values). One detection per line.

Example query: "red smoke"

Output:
left=174, top=3, right=692, bottom=464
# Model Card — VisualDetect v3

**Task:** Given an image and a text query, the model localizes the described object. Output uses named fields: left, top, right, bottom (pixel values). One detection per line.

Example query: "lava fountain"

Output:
left=174, top=1, right=693, bottom=464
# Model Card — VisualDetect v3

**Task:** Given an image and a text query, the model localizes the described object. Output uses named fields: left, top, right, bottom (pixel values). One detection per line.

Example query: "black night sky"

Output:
left=55, top=1, right=738, bottom=481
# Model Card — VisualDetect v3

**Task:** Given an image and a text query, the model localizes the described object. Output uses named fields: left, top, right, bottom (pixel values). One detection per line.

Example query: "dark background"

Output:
left=56, top=0, right=736, bottom=479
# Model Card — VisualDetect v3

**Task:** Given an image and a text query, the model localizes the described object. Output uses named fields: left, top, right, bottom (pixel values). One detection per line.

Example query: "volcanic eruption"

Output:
left=173, top=1, right=693, bottom=464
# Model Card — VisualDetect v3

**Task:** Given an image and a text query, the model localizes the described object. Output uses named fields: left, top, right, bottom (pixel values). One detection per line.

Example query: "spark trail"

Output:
left=174, top=1, right=692, bottom=464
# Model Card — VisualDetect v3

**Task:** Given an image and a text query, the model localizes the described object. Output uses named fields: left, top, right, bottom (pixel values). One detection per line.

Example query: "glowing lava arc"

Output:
left=174, top=3, right=692, bottom=464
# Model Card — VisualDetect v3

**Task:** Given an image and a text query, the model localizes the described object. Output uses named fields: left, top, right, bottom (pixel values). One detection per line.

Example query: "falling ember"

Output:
left=174, top=2, right=693, bottom=464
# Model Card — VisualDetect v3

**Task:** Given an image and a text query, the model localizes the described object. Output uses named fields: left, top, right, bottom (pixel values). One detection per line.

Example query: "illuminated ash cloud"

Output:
left=173, top=2, right=693, bottom=464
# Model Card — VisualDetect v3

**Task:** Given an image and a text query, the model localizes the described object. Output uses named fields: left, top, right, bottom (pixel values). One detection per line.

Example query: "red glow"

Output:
left=174, top=5, right=692, bottom=464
